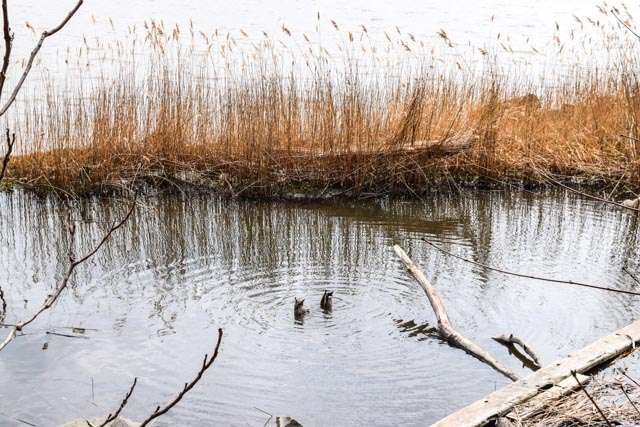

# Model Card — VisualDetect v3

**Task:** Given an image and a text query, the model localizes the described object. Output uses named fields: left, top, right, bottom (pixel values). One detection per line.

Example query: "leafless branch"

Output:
left=571, top=370, right=613, bottom=427
left=0, top=127, right=14, bottom=182
left=89, top=378, right=138, bottom=427
left=0, top=284, right=6, bottom=321
left=612, top=10, right=640, bottom=40
left=139, top=328, right=224, bottom=426
left=0, top=0, right=83, bottom=117
left=0, top=0, right=13, bottom=97
left=623, top=266, right=640, bottom=286
left=618, top=383, right=640, bottom=418
left=0, top=196, right=136, bottom=352
left=538, top=169, right=640, bottom=213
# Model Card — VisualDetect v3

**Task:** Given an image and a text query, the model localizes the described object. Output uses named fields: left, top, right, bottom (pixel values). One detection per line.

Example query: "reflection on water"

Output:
left=0, top=190, right=639, bottom=426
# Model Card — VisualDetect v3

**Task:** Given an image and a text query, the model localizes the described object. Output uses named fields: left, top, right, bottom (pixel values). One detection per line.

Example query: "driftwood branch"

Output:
left=139, top=328, right=223, bottom=426
left=393, top=245, right=518, bottom=381
left=0, top=0, right=83, bottom=116
left=493, top=334, right=541, bottom=368
left=0, top=197, right=135, bottom=352
left=86, top=378, right=138, bottom=427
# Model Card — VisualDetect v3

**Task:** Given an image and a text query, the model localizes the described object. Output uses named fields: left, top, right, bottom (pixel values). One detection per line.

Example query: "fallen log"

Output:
left=433, top=319, right=640, bottom=426
left=392, top=245, right=518, bottom=381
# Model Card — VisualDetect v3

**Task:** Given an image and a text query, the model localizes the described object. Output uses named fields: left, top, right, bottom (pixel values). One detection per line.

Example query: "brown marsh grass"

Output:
left=5, top=13, right=640, bottom=197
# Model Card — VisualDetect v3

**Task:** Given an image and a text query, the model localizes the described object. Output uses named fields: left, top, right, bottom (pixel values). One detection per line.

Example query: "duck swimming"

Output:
left=294, top=298, right=309, bottom=321
left=320, top=290, right=333, bottom=312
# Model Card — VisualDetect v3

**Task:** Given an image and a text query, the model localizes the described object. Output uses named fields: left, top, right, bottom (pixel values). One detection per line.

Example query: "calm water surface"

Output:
left=0, top=190, right=639, bottom=426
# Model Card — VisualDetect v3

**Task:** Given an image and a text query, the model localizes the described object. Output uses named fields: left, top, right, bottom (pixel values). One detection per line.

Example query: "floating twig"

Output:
left=46, top=331, right=89, bottom=339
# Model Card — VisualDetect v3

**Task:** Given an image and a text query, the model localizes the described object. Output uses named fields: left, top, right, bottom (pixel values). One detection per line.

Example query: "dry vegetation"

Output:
left=508, top=366, right=640, bottom=426
left=4, top=7, right=640, bottom=197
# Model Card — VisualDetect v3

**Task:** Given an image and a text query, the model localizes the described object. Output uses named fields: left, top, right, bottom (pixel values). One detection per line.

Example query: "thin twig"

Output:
left=94, top=378, right=138, bottom=427
left=45, top=331, right=89, bottom=339
left=623, top=267, right=640, bottom=286
left=0, top=0, right=12, bottom=97
left=618, top=368, right=640, bottom=389
left=0, top=128, right=13, bottom=182
left=0, top=197, right=136, bottom=352
left=539, top=170, right=640, bottom=212
left=571, top=370, right=613, bottom=427
left=612, top=10, right=640, bottom=40
left=618, top=383, right=640, bottom=418
left=139, top=328, right=223, bottom=426
left=421, top=237, right=640, bottom=296
left=0, top=0, right=83, bottom=117
left=0, top=284, right=5, bottom=321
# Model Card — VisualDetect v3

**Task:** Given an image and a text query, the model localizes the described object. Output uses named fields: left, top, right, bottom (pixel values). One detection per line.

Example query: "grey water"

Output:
left=0, top=189, right=639, bottom=426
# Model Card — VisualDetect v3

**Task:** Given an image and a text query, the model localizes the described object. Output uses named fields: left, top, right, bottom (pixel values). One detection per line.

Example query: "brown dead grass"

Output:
left=5, top=23, right=640, bottom=197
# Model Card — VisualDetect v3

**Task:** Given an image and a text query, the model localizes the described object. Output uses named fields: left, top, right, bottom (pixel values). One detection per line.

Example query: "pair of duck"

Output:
left=294, top=290, right=333, bottom=319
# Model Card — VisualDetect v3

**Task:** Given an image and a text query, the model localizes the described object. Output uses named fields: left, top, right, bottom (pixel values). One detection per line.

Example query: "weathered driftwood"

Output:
left=493, top=334, right=541, bottom=368
left=392, top=245, right=518, bottom=381
left=433, top=319, right=640, bottom=427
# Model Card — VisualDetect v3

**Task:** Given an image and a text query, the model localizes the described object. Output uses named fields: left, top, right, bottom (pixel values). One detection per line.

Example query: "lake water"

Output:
left=0, top=189, right=639, bottom=425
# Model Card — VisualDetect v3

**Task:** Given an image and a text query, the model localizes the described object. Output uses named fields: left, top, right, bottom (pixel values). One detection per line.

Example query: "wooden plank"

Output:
left=433, top=320, right=640, bottom=427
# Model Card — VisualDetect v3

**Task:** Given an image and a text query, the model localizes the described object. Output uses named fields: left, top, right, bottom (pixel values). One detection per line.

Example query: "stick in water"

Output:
left=393, top=245, right=518, bottom=381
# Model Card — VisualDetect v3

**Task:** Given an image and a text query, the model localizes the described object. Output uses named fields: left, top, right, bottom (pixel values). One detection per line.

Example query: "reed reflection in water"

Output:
left=0, top=190, right=638, bottom=425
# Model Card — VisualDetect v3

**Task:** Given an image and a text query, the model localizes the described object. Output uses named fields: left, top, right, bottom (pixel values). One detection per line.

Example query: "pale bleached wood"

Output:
left=393, top=245, right=518, bottom=381
left=434, top=319, right=640, bottom=426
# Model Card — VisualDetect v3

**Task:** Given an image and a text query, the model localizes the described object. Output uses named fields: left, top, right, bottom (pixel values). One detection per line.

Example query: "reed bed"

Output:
left=5, top=10, right=640, bottom=197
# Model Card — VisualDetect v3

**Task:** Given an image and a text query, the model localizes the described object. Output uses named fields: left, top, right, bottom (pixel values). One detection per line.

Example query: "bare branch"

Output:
left=0, top=127, right=14, bottom=182
left=539, top=169, right=640, bottom=213
left=96, top=378, right=138, bottom=427
left=0, top=0, right=13, bottom=97
left=0, top=0, right=83, bottom=117
left=612, top=10, right=640, bottom=40
left=571, top=370, right=613, bottom=427
left=0, top=284, right=6, bottom=322
left=139, top=328, right=224, bottom=426
left=0, top=197, right=136, bottom=352
left=623, top=266, right=640, bottom=286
